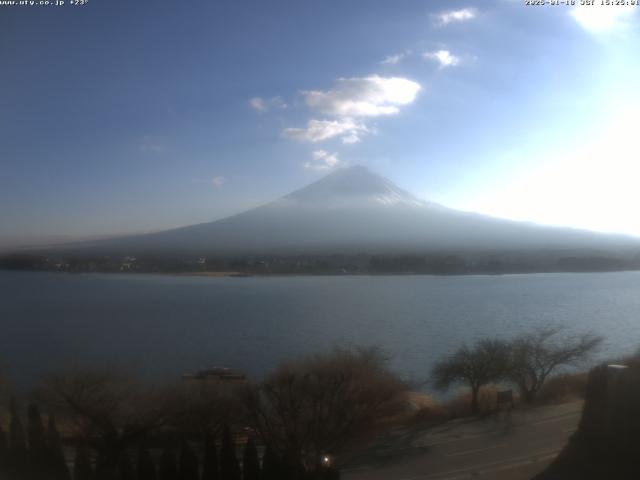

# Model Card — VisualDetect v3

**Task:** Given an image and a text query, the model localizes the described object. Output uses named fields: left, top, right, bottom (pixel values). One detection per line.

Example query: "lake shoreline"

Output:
left=4, top=267, right=640, bottom=279
left=2, top=270, right=640, bottom=389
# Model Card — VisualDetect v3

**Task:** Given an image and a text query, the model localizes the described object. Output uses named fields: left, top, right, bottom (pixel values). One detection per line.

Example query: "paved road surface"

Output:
left=342, top=401, right=582, bottom=480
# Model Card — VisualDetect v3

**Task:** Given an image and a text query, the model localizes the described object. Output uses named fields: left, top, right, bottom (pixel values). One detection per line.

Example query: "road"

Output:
left=342, top=401, right=582, bottom=480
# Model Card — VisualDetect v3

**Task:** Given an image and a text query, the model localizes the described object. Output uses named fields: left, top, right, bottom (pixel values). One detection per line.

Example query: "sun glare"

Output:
left=570, top=4, right=637, bottom=32
left=470, top=102, right=640, bottom=236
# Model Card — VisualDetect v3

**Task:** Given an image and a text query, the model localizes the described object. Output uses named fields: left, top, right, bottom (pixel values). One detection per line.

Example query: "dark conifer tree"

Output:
left=260, top=446, right=273, bottom=480
left=159, top=448, right=179, bottom=480
left=9, top=399, right=27, bottom=479
left=0, top=424, right=8, bottom=479
left=324, top=467, right=340, bottom=480
left=242, top=438, right=260, bottom=480
left=220, top=426, right=240, bottom=480
left=27, top=404, right=46, bottom=455
left=73, top=445, right=94, bottom=480
left=314, top=466, right=340, bottom=480
left=288, top=458, right=305, bottom=480
left=137, top=447, right=157, bottom=480
left=0, top=423, right=6, bottom=452
left=9, top=399, right=27, bottom=454
left=27, top=403, right=48, bottom=478
left=201, top=434, right=219, bottom=480
left=95, top=450, right=116, bottom=480
left=118, top=453, right=135, bottom=480
left=47, top=413, right=71, bottom=480
left=261, top=445, right=289, bottom=480
left=179, top=441, right=199, bottom=480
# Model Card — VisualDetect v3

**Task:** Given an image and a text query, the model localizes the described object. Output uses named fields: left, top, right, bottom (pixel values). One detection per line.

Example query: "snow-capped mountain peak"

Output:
left=283, top=165, right=428, bottom=207
left=60, top=164, right=640, bottom=256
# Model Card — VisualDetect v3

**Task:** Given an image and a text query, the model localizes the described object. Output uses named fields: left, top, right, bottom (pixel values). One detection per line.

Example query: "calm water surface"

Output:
left=2, top=271, right=640, bottom=386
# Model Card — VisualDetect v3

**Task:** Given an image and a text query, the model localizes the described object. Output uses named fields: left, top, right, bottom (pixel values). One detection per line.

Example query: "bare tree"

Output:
left=0, top=365, right=10, bottom=406
left=431, top=339, right=510, bottom=415
left=240, top=346, right=407, bottom=475
left=507, top=326, right=602, bottom=404
left=41, top=369, right=169, bottom=478
left=161, top=380, right=242, bottom=438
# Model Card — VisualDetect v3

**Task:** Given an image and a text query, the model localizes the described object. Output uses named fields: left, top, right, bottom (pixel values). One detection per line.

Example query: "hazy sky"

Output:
left=1, top=0, right=639, bottom=246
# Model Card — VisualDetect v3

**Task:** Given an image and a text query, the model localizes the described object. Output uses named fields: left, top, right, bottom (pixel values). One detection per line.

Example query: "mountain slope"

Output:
left=75, top=166, right=639, bottom=255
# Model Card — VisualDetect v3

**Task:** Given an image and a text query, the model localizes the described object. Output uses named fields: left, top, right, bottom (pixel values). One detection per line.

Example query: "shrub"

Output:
left=431, top=340, right=510, bottom=415
left=242, top=346, right=407, bottom=470
left=535, top=373, right=588, bottom=405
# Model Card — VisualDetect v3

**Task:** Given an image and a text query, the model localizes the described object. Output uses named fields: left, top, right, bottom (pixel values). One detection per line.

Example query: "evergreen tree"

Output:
left=315, top=466, right=339, bottom=480
left=0, top=423, right=6, bottom=452
left=95, top=450, right=116, bottom=480
left=27, top=404, right=46, bottom=455
left=73, top=445, right=94, bottom=480
left=201, top=434, right=219, bottom=480
left=0, top=424, right=8, bottom=480
left=179, top=441, right=199, bottom=480
left=117, top=453, right=135, bottom=480
left=289, top=459, right=305, bottom=480
left=27, top=403, right=48, bottom=478
left=259, top=446, right=285, bottom=480
left=9, top=399, right=27, bottom=479
left=159, top=448, right=178, bottom=480
left=242, top=439, right=260, bottom=480
left=260, top=446, right=274, bottom=480
left=9, top=399, right=27, bottom=454
left=47, top=413, right=71, bottom=480
left=220, top=426, right=240, bottom=480
left=137, top=447, right=157, bottom=480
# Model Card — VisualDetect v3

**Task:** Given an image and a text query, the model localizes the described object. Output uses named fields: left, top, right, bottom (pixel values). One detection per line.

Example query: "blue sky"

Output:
left=1, top=0, right=639, bottom=247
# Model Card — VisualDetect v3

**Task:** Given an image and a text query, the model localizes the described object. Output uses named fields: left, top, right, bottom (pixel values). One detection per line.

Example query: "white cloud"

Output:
left=192, top=176, right=227, bottom=188
left=381, top=53, right=407, bottom=65
left=304, top=150, right=340, bottom=171
left=341, top=133, right=362, bottom=144
left=423, top=50, right=460, bottom=68
left=302, top=75, right=421, bottom=118
left=283, top=75, right=420, bottom=144
left=570, top=4, right=636, bottom=33
left=434, top=8, right=476, bottom=25
left=139, top=135, right=165, bottom=153
left=248, top=97, right=267, bottom=112
left=269, top=96, right=287, bottom=110
left=248, top=96, right=288, bottom=112
left=210, top=176, right=226, bottom=187
left=283, top=118, right=368, bottom=143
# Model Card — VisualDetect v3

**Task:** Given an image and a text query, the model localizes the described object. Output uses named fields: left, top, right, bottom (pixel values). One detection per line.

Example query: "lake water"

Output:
left=2, top=270, right=640, bottom=387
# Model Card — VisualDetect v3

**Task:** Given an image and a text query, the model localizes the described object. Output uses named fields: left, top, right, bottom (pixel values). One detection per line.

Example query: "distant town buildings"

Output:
left=182, top=367, right=246, bottom=382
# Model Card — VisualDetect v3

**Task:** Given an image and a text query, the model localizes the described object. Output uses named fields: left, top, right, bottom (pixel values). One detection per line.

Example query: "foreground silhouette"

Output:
left=534, top=361, right=640, bottom=480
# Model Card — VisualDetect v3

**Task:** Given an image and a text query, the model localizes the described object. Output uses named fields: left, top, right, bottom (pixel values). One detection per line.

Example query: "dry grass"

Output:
left=404, top=385, right=505, bottom=427
left=446, top=385, right=503, bottom=417
left=535, top=372, right=588, bottom=405
left=405, top=373, right=589, bottom=428
left=402, top=392, right=449, bottom=427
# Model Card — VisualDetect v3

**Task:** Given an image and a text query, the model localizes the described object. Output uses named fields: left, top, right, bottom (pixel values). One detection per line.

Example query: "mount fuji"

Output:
left=75, top=165, right=639, bottom=256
